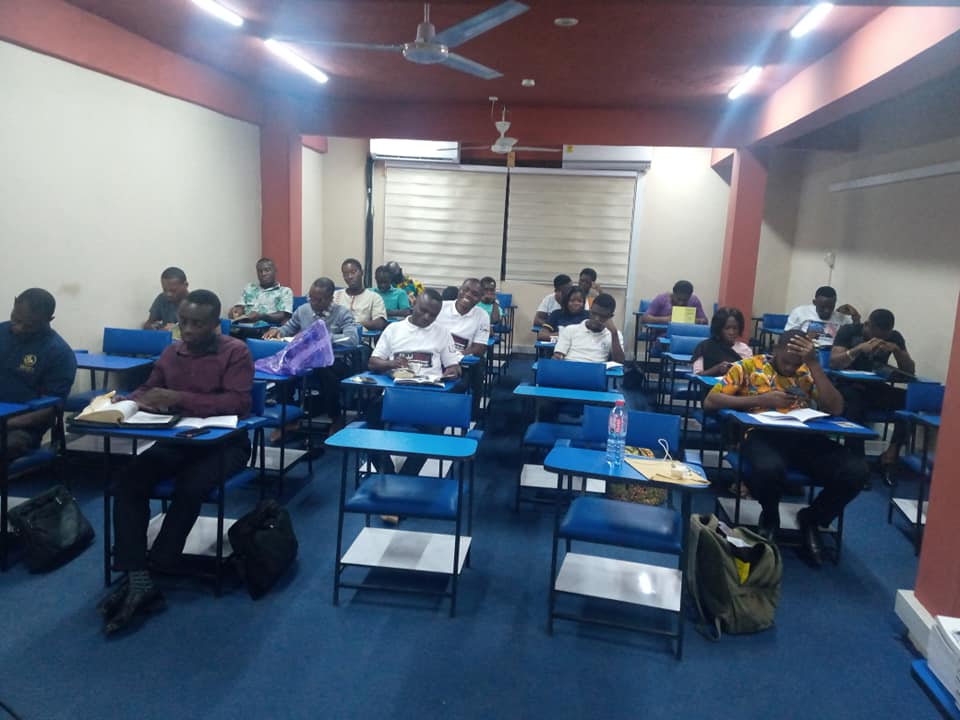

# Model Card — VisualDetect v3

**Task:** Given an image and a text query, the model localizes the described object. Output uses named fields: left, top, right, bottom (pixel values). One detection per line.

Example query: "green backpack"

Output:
left=686, top=514, right=783, bottom=640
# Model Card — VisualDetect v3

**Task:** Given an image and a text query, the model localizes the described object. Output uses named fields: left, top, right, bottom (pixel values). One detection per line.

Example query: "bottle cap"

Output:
left=614, top=399, right=625, bottom=406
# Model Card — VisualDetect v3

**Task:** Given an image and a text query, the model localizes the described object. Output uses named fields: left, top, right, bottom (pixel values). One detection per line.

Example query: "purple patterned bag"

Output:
left=253, top=320, right=334, bottom=375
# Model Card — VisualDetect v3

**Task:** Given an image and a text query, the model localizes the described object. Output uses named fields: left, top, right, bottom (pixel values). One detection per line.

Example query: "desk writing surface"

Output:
left=685, top=374, right=722, bottom=388
left=828, top=369, right=885, bottom=382
left=544, top=446, right=709, bottom=491
left=531, top=361, right=623, bottom=377
left=0, top=402, right=30, bottom=419
left=341, top=372, right=455, bottom=392
left=326, top=427, right=476, bottom=460
left=513, top=383, right=623, bottom=404
left=663, top=353, right=693, bottom=363
left=719, top=410, right=877, bottom=438
left=73, top=352, right=155, bottom=372
left=254, top=369, right=308, bottom=382
left=895, top=410, right=941, bottom=429
left=68, top=416, right=266, bottom=443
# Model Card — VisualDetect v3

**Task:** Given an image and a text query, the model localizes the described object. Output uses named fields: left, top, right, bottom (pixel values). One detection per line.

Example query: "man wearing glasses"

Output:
left=552, top=293, right=625, bottom=364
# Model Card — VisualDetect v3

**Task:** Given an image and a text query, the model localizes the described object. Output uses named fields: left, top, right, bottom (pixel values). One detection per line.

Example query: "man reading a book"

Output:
left=264, top=277, right=358, bottom=432
left=642, top=280, right=708, bottom=327
left=0, top=288, right=76, bottom=459
left=704, top=329, right=867, bottom=566
left=830, top=308, right=916, bottom=477
left=101, top=289, right=253, bottom=635
left=142, top=266, right=189, bottom=335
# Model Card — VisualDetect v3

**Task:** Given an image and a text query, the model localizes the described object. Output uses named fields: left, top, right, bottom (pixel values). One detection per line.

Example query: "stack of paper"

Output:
left=928, top=615, right=960, bottom=709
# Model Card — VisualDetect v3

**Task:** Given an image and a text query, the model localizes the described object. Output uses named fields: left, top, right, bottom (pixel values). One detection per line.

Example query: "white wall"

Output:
left=762, top=72, right=960, bottom=382
left=301, top=146, right=325, bottom=290
left=0, top=41, right=261, bottom=366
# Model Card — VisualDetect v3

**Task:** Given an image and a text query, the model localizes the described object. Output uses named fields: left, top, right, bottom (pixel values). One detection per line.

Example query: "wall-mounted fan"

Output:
left=461, top=107, right=562, bottom=154
left=276, top=1, right=529, bottom=80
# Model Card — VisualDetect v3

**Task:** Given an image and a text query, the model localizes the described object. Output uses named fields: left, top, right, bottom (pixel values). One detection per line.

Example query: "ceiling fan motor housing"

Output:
left=402, top=21, right=448, bottom=64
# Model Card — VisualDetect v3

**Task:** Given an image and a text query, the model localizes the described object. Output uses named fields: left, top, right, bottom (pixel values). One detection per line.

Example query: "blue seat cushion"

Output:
left=344, top=473, right=460, bottom=520
left=523, top=422, right=582, bottom=448
left=559, top=496, right=682, bottom=554
left=151, top=467, right=260, bottom=502
left=259, top=404, right=303, bottom=427
left=9, top=448, right=57, bottom=477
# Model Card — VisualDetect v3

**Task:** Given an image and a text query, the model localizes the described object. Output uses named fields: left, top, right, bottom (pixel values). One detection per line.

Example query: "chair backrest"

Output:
left=666, top=335, right=702, bottom=356
left=495, top=292, right=512, bottom=308
left=250, top=380, right=267, bottom=415
left=817, top=347, right=831, bottom=368
left=638, top=299, right=651, bottom=313
left=246, top=338, right=284, bottom=361
left=762, top=313, right=789, bottom=332
left=905, top=382, right=945, bottom=414
left=293, top=296, right=308, bottom=311
left=581, top=406, right=682, bottom=454
left=536, top=358, right=606, bottom=391
left=220, top=318, right=232, bottom=336
left=102, top=327, right=172, bottom=356
left=667, top=322, right=710, bottom=338
left=381, top=388, right=472, bottom=430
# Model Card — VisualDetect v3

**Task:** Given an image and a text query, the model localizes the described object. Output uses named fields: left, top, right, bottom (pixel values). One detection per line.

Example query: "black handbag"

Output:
left=228, top=499, right=298, bottom=599
left=7, top=485, right=95, bottom=572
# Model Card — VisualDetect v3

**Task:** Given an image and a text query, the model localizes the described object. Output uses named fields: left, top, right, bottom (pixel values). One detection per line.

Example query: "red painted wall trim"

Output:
left=261, top=103, right=303, bottom=296
left=751, top=7, right=960, bottom=147
left=717, top=150, right=766, bottom=322
left=0, top=0, right=263, bottom=126
left=915, top=293, right=960, bottom=617
left=301, top=135, right=329, bottom=154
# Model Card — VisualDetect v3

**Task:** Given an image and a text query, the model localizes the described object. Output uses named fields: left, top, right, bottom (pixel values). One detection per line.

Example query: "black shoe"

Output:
left=757, top=510, right=780, bottom=543
left=796, top=508, right=824, bottom=567
left=96, top=579, right=130, bottom=617
left=103, top=588, right=166, bottom=636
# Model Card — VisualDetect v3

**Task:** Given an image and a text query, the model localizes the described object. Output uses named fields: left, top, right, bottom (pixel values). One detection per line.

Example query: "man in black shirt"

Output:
left=830, top=309, right=915, bottom=479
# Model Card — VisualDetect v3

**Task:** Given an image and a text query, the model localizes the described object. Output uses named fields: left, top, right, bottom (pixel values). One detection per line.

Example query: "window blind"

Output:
left=382, top=163, right=507, bottom=288
left=504, top=170, right=637, bottom=287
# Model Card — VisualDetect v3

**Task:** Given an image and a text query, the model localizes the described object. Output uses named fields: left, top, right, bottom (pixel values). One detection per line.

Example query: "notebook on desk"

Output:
left=671, top=306, right=696, bottom=324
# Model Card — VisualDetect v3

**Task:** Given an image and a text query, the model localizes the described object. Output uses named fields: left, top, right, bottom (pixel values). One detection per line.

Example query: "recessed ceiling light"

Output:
left=264, top=39, right=329, bottom=84
left=790, top=3, right=834, bottom=39
left=554, top=18, right=579, bottom=28
left=190, top=0, right=244, bottom=27
left=728, top=66, right=762, bottom=100
left=521, top=78, right=535, bottom=88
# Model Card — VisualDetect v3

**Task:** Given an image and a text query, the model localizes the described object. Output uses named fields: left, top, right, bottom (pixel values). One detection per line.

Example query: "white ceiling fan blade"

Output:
left=460, top=144, right=491, bottom=150
left=513, top=146, right=563, bottom=152
left=441, top=52, right=502, bottom=80
left=434, top=1, right=529, bottom=49
left=271, top=39, right=403, bottom=52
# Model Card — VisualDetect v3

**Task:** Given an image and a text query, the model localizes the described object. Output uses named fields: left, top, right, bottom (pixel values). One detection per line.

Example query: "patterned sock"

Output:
left=128, top=569, right=154, bottom=594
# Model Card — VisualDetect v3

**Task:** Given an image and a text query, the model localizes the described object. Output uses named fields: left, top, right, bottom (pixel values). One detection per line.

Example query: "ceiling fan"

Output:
left=461, top=107, right=563, bottom=154
left=276, top=1, right=529, bottom=80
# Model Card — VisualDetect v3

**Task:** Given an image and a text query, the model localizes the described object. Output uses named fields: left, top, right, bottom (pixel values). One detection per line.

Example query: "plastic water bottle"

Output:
left=606, top=400, right=628, bottom=469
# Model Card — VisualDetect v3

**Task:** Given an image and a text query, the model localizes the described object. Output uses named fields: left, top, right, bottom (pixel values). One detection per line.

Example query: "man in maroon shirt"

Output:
left=100, top=290, right=254, bottom=635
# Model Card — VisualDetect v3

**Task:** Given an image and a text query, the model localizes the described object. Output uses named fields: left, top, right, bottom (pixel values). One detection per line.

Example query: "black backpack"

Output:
left=228, top=500, right=298, bottom=599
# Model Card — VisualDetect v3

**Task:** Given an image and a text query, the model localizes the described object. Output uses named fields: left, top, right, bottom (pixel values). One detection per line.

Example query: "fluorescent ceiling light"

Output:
left=728, top=66, right=762, bottom=100
left=190, top=0, right=244, bottom=27
left=264, top=39, right=329, bottom=84
left=790, top=3, right=834, bottom=39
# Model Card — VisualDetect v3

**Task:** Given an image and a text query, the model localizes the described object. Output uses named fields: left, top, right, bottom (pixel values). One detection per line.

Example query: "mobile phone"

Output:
left=176, top=427, right=211, bottom=438
left=784, top=386, right=807, bottom=398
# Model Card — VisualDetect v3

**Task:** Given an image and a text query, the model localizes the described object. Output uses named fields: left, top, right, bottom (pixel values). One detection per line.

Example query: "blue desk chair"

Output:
left=493, top=292, right=515, bottom=360
left=102, top=414, right=268, bottom=595
left=292, top=296, right=308, bottom=311
left=666, top=322, right=710, bottom=339
left=518, top=360, right=608, bottom=509
left=1, top=403, right=66, bottom=571
left=888, top=382, right=944, bottom=554
left=658, top=335, right=703, bottom=409
left=336, top=390, right=478, bottom=614
left=246, top=339, right=308, bottom=479
left=759, top=313, right=789, bottom=350
left=67, top=328, right=173, bottom=411
left=547, top=409, right=690, bottom=658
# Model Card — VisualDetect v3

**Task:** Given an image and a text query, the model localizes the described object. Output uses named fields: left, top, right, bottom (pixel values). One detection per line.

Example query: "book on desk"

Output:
left=74, top=392, right=179, bottom=428
left=749, top=408, right=829, bottom=426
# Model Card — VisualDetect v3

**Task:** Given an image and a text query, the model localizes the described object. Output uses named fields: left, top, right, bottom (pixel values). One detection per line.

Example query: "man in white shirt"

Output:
left=368, top=289, right=461, bottom=478
left=784, top=286, right=860, bottom=347
left=334, top=258, right=387, bottom=332
left=553, top=293, right=626, bottom=364
left=434, top=278, right=490, bottom=412
left=533, top=274, right=573, bottom=326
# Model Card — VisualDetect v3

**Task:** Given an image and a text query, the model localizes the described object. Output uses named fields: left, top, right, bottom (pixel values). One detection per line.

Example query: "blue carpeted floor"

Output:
left=0, top=357, right=937, bottom=720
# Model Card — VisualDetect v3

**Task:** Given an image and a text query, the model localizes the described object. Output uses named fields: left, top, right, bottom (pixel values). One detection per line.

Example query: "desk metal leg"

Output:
left=215, top=449, right=225, bottom=597
left=450, top=462, right=464, bottom=617
left=333, top=451, right=348, bottom=606
left=676, top=492, right=692, bottom=660
left=546, top=471, right=565, bottom=634
left=102, top=436, right=113, bottom=587
left=1, top=419, right=8, bottom=571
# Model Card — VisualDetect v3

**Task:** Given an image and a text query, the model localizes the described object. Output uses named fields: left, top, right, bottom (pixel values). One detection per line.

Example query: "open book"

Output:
left=750, top=408, right=829, bottom=426
left=671, top=306, right=696, bottom=324
left=174, top=415, right=239, bottom=430
left=74, top=392, right=178, bottom=428
left=391, top=368, right=446, bottom=387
